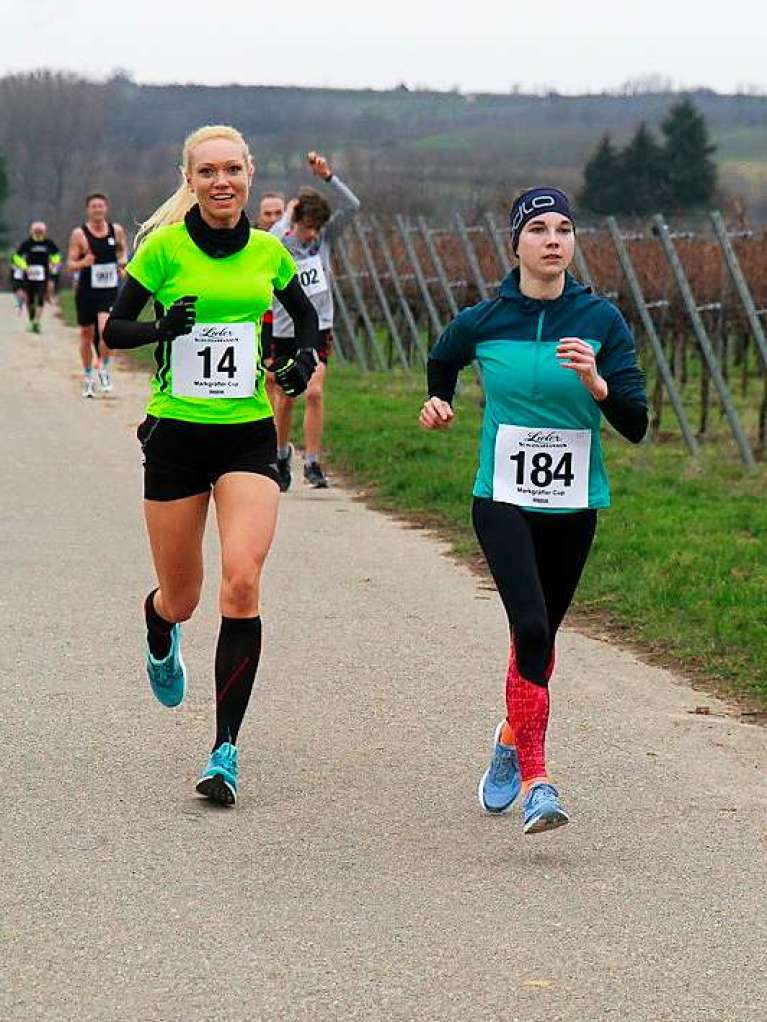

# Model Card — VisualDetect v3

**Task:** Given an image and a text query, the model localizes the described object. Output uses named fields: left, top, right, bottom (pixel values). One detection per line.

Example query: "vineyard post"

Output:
left=710, top=211, right=767, bottom=371
left=653, top=215, right=756, bottom=469
left=369, top=215, right=428, bottom=368
left=416, top=217, right=460, bottom=318
left=483, top=212, right=512, bottom=276
left=354, top=219, right=410, bottom=373
left=330, top=276, right=366, bottom=369
left=416, top=217, right=483, bottom=386
left=454, top=213, right=491, bottom=300
left=395, top=215, right=444, bottom=340
left=335, top=235, right=387, bottom=371
left=606, top=217, right=700, bottom=456
left=573, top=242, right=596, bottom=290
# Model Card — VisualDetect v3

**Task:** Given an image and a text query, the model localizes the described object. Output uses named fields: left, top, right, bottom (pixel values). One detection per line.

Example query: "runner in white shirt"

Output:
left=269, top=153, right=360, bottom=489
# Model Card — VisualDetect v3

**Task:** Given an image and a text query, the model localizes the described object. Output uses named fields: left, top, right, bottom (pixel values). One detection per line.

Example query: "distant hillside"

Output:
left=1, top=73, right=765, bottom=244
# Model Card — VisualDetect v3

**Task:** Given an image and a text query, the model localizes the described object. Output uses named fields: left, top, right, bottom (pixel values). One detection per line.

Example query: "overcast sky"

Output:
left=4, top=1, right=766, bottom=95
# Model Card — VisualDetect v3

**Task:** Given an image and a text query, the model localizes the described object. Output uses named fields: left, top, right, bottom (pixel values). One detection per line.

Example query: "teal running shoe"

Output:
left=522, top=782, right=569, bottom=835
left=196, top=742, right=239, bottom=806
left=145, top=624, right=187, bottom=708
left=477, top=720, right=521, bottom=814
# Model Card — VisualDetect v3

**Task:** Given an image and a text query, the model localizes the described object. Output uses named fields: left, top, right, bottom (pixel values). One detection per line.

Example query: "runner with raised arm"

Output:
left=104, top=125, right=320, bottom=807
left=12, top=222, right=61, bottom=333
left=270, top=152, right=360, bottom=490
left=67, top=194, right=127, bottom=396
left=421, top=187, right=648, bottom=835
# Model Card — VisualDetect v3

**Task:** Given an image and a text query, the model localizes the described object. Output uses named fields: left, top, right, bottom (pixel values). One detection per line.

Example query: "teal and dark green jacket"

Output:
left=427, top=270, right=648, bottom=512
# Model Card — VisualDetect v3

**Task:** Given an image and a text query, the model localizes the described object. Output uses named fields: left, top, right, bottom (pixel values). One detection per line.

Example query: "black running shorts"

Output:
left=136, top=415, right=280, bottom=501
left=75, top=287, right=117, bottom=326
left=265, top=328, right=333, bottom=368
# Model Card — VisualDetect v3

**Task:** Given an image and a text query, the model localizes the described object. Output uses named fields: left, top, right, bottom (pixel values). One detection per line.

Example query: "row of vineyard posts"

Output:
left=328, top=211, right=767, bottom=469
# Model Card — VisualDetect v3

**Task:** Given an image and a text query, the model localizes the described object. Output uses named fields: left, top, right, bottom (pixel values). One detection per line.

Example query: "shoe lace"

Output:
left=490, top=746, right=518, bottom=784
left=211, top=744, right=237, bottom=770
left=528, top=783, right=558, bottom=808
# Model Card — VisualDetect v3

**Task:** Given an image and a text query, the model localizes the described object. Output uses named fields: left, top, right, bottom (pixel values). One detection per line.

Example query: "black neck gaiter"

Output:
left=184, top=203, right=250, bottom=258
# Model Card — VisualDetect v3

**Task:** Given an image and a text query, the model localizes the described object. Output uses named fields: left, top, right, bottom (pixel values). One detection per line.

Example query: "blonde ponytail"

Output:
left=135, top=124, right=253, bottom=247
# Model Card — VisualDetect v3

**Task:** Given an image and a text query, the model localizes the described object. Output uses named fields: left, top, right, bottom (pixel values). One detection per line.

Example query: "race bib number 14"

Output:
left=493, top=424, right=591, bottom=509
left=171, top=323, right=256, bottom=399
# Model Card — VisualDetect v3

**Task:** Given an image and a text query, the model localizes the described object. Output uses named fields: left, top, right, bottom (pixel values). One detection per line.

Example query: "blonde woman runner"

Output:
left=104, top=125, right=320, bottom=805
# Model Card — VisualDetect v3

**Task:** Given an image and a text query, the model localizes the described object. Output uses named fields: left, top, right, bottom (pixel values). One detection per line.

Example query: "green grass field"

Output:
left=321, top=366, right=767, bottom=707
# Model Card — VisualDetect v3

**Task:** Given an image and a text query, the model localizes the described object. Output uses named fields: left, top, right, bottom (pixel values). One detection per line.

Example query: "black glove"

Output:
left=273, top=348, right=319, bottom=397
left=156, top=295, right=198, bottom=340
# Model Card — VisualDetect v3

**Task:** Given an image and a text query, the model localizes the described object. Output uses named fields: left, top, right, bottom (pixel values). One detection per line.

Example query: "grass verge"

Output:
left=322, top=365, right=767, bottom=708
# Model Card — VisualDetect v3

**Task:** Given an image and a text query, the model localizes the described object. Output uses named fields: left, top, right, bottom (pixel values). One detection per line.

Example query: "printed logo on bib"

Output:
left=493, top=425, right=591, bottom=509
left=171, top=322, right=256, bottom=399
left=26, top=265, right=46, bottom=282
left=91, top=262, right=118, bottom=289
left=296, top=255, right=328, bottom=298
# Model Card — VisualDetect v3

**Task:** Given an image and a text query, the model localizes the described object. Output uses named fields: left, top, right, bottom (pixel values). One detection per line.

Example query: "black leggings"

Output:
left=23, top=283, right=46, bottom=320
left=472, top=498, right=597, bottom=685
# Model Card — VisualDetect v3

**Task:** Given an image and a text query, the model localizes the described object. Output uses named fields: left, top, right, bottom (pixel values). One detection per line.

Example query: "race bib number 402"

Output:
left=493, top=424, right=591, bottom=509
left=91, top=262, right=118, bottom=289
left=171, top=323, right=256, bottom=399
left=296, top=254, right=328, bottom=297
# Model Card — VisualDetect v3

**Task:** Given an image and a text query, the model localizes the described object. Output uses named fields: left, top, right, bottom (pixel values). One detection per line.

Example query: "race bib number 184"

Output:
left=493, top=424, right=591, bottom=509
left=171, top=323, right=256, bottom=399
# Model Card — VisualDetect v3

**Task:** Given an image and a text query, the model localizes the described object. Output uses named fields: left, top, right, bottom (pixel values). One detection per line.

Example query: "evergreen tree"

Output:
left=578, top=134, right=623, bottom=214
left=661, top=98, right=717, bottom=210
left=618, top=122, right=668, bottom=215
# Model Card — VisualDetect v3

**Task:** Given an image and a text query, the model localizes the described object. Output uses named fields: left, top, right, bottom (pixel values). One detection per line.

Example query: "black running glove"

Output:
left=156, top=295, right=198, bottom=339
left=273, top=348, right=320, bottom=397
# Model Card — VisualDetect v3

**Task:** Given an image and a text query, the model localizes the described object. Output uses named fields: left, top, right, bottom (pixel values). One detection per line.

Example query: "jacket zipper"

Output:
left=533, top=309, right=545, bottom=397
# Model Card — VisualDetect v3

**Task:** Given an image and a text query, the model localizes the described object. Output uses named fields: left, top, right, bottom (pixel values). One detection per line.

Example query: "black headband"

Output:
left=510, top=187, right=574, bottom=254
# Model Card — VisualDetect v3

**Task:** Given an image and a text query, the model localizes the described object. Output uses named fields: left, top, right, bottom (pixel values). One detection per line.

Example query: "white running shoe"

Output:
left=100, top=370, right=113, bottom=393
left=82, top=376, right=96, bottom=398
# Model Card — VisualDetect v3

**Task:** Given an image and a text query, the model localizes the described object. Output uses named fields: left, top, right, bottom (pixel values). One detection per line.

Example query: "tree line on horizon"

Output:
left=578, top=100, right=718, bottom=216
left=0, top=74, right=760, bottom=249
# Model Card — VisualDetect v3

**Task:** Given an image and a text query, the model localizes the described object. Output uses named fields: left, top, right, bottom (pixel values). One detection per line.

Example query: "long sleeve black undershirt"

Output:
left=427, top=357, right=649, bottom=445
left=104, top=274, right=320, bottom=351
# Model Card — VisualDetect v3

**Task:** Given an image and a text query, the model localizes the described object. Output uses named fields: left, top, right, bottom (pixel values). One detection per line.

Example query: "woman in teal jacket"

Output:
left=421, top=187, right=647, bottom=835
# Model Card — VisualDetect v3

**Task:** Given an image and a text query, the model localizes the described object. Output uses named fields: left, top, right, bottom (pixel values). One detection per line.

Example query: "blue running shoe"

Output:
left=145, top=624, right=187, bottom=708
left=196, top=742, right=239, bottom=806
left=522, top=782, right=569, bottom=835
left=477, top=720, right=521, bottom=814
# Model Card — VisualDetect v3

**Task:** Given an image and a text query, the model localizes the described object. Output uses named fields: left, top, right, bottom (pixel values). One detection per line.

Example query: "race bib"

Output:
left=91, top=262, right=118, bottom=289
left=296, top=255, right=328, bottom=297
left=493, top=425, right=591, bottom=510
left=12, top=268, right=24, bottom=281
left=171, top=322, right=256, bottom=399
left=26, top=265, right=45, bottom=282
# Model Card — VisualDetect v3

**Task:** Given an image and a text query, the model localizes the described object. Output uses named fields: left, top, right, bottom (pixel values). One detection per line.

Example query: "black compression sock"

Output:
left=145, top=588, right=173, bottom=659
left=214, top=616, right=262, bottom=750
